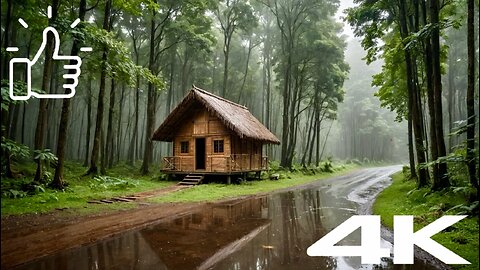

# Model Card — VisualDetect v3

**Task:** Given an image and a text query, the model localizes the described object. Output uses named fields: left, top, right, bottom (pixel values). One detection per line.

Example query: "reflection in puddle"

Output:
left=15, top=184, right=438, bottom=270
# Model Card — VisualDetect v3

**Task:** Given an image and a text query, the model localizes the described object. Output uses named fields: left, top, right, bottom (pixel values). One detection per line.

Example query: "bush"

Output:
left=268, top=160, right=281, bottom=171
left=347, top=158, right=362, bottom=165
left=402, top=165, right=412, bottom=179
left=319, top=157, right=334, bottom=173
left=89, top=176, right=138, bottom=191
left=1, top=176, right=47, bottom=198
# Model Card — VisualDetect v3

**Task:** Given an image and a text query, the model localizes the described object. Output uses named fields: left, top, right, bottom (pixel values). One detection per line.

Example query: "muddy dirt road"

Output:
left=2, top=166, right=447, bottom=269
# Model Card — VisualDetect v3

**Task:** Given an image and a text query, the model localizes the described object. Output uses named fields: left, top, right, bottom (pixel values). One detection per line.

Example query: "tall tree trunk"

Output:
left=166, top=51, right=175, bottom=116
left=286, top=72, right=301, bottom=166
left=0, top=0, right=13, bottom=81
left=424, top=35, right=440, bottom=184
left=265, top=45, right=272, bottom=159
left=34, top=0, right=59, bottom=183
left=106, top=78, right=116, bottom=168
left=307, top=111, right=319, bottom=165
left=466, top=0, right=479, bottom=196
left=447, top=54, right=455, bottom=152
left=407, top=105, right=417, bottom=178
left=140, top=16, right=157, bottom=175
left=77, top=104, right=85, bottom=160
left=116, top=83, right=125, bottom=163
left=238, top=39, right=255, bottom=103
left=429, top=0, right=450, bottom=190
left=315, top=115, right=321, bottom=166
left=180, top=45, right=190, bottom=95
left=8, top=103, right=20, bottom=140
left=319, top=121, right=334, bottom=162
left=128, top=76, right=140, bottom=166
left=221, top=31, right=233, bottom=97
left=0, top=0, right=13, bottom=165
left=410, top=70, right=428, bottom=187
left=100, top=127, right=106, bottom=174
left=301, top=109, right=315, bottom=166
left=87, top=0, right=112, bottom=175
left=52, top=0, right=86, bottom=188
left=399, top=0, right=428, bottom=186
left=83, top=79, right=92, bottom=167
left=280, top=54, right=292, bottom=168
left=21, top=103, right=26, bottom=144
left=127, top=30, right=141, bottom=166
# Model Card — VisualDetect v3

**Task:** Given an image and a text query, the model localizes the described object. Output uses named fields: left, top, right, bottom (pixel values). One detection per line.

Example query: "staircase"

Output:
left=178, top=174, right=204, bottom=186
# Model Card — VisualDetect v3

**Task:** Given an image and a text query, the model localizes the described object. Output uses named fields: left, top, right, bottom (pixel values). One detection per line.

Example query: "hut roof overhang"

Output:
left=152, top=86, right=280, bottom=144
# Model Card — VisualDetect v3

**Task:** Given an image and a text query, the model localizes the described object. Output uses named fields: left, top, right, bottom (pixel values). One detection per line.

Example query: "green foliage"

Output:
left=268, top=160, right=281, bottom=171
left=33, top=149, right=58, bottom=184
left=402, top=165, right=412, bottom=179
left=33, top=149, right=58, bottom=164
left=89, top=176, right=139, bottom=191
left=345, top=0, right=392, bottom=64
left=1, top=80, right=30, bottom=110
left=1, top=176, right=47, bottom=199
left=418, top=147, right=478, bottom=188
left=1, top=162, right=172, bottom=216
left=1, top=138, right=30, bottom=160
left=83, top=25, right=164, bottom=89
left=215, top=0, right=258, bottom=35
left=320, top=158, right=334, bottom=173
left=372, top=31, right=408, bottom=121
left=151, top=164, right=357, bottom=203
left=348, top=0, right=455, bottom=124
left=3, top=189, right=28, bottom=199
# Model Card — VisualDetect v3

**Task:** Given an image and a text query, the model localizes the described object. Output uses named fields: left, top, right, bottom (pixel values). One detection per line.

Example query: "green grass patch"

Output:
left=149, top=164, right=358, bottom=203
left=373, top=172, right=479, bottom=269
left=1, top=161, right=174, bottom=216
left=1, top=161, right=357, bottom=217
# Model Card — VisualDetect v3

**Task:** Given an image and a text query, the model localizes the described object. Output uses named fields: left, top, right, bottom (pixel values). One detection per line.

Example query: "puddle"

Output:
left=14, top=168, right=440, bottom=270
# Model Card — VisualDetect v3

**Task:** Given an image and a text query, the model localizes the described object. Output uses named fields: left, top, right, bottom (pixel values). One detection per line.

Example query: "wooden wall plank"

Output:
left=164, top=107, right=267, bottom=173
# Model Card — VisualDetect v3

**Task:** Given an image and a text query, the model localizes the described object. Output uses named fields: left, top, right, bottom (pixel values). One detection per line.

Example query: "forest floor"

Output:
left=1, top=162, right=361, bottom=268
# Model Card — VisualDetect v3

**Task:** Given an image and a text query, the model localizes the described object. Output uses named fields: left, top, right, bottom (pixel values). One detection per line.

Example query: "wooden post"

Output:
left=227, top=175, right=231, bottom=185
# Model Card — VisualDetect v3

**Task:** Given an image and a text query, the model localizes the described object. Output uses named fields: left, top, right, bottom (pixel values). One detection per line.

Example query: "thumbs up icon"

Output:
left=9, top=26, right=85, bottom=101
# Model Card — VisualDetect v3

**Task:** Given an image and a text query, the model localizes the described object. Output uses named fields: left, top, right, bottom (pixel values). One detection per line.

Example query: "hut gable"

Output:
left=152, top=86, right=280, bottom=144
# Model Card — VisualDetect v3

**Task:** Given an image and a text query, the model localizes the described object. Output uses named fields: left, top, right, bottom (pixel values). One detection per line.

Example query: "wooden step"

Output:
left=178, top=182, right=198, bottom=186
left=88, top=195, right=138, bottom=205
left=100, top=199, right=114, bottom=204
left=112, top=197, right=133, bottom=202
left=178, top=174, right=204, bottom=186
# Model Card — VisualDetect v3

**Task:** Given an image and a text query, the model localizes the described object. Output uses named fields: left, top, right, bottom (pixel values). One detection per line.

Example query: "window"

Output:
left=180, top=141, right=189, bottom=153
left=213, top=139, right=224, bottom=153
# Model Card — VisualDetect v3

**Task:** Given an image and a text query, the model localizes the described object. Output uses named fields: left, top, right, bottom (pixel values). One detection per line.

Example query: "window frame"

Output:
left=180, top=141, right=189, bottom=154
left=213, top=139, right=224, bottom=154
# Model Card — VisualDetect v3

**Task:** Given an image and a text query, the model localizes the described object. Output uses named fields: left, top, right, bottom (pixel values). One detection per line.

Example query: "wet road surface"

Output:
left=13, top=166, right=444, bottom=269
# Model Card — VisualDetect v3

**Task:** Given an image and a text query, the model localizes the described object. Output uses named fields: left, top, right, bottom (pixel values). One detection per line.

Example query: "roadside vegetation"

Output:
left=151, top=161, right=358, bottom=203
left=1, top=161, right=173, bottom=216
left=1, top=159, right=358, bottom=216
left=374, top=170, right=479, bottom=269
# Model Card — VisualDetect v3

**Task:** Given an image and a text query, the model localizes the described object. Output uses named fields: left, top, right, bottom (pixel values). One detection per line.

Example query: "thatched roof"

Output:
left=152, top=86, right=280, bottom=144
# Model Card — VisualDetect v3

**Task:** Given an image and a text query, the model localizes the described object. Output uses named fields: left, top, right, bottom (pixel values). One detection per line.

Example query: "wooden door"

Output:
left=195, top=138, right=206, bottom=170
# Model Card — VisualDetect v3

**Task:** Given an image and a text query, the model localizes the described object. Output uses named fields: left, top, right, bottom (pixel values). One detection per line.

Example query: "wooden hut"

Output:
left=152, top=86, right=280, bottom=184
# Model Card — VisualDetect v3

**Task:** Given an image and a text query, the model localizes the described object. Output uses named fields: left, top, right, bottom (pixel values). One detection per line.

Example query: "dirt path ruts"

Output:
left=1, top=185, right=197, bottom=269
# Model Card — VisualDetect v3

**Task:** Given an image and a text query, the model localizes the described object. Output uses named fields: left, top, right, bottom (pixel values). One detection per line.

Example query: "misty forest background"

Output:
left=0, top=0, right=478, bottom=194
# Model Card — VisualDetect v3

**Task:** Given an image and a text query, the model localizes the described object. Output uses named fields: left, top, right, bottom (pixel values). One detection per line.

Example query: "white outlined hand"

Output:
left=9, top=26, right=82, bottom=100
